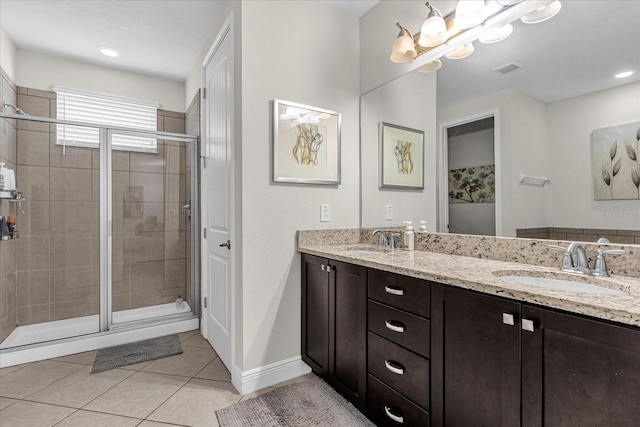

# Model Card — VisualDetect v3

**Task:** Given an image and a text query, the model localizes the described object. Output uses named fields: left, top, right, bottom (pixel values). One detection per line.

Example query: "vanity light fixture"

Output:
left=521, top=0, right=561, bottom=24
left=390, top=23, right=417, bottom=63
left=417, top=59, right=443, bottom=73
left=614, top=71, right=635, bottom=79
left=479, top=23, right=513, bottom=44
left=389, top=1, right=561, bottom=72
left=453, top=0, right=488, bottom=30
left=98, top=46, right=119, bottom=57
left=418, top=2, right=448, bottom=48
left=445, top=43, right=475, bottom=60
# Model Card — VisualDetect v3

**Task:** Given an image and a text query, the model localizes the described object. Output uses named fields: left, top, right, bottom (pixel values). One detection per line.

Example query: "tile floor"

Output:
left=0, top=330, right=312, bottom=427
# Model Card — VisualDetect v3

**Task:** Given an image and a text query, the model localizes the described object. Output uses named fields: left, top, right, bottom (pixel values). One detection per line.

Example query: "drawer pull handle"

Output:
left=385, top=320, right=405, bottom=333
left=522, top=318, right=535, bottom=332
left=385, top=360, right=405, bottom=375
left=384, top=286, right=404, bottom=296
left=384, top=406, right=404, bottom=423
left=502, top=313, right=515, bottom=326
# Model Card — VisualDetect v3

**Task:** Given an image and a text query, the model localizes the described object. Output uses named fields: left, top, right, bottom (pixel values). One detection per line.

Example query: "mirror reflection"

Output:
left=361, top=0, right=640, bottom=244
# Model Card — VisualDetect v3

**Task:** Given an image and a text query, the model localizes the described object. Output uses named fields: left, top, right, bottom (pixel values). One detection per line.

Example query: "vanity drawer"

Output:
left=369, top=300, right=430, bottom=357
left=369, top=269, right=430, bottom=318
left=367, top=374, right=430, bottom=427
left=368, top=332, right=429, bottom=410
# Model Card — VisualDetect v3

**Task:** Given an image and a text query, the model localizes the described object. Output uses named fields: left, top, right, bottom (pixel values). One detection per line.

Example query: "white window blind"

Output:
left=54, top=86, right=159, bottom=153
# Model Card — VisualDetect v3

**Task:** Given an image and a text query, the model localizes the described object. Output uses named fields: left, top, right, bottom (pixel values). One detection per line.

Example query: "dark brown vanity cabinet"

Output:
left=366, top=269, right=431, bottom=426
left=301, top=254, right=367, bottom=410
left=432, top=283, right=640, bottom=427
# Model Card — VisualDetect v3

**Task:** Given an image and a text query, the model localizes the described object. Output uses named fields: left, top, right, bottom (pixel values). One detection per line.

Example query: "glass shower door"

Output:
left=109, top=126, right=195, bottom=326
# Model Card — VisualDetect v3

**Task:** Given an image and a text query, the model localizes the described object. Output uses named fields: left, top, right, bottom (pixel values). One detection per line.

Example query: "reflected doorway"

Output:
left=439, top=113, right=500, bottom=236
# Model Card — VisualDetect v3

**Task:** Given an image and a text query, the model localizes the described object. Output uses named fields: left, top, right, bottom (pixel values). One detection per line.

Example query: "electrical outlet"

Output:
left=385, top=204, right=393, bottom=220
left=320, top=204, right=330, bottom=222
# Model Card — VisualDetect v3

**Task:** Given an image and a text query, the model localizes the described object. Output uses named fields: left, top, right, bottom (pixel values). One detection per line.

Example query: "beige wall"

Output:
left=438, top=89, right=550, bottom=237
left=361, top=70, right=438, bottom=229
left=239, top=0, right=360, bottom=371
left=0, top=26, right=16, bottom=81
left=15, top=50, right=185, bottom=112
left=438, top=83, right=640, bottom=236
left=546, top=82, right=640, bottom=230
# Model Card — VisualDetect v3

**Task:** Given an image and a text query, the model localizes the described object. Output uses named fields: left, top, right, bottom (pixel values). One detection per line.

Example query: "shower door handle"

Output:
left=219, top=240, right=231, bottom=250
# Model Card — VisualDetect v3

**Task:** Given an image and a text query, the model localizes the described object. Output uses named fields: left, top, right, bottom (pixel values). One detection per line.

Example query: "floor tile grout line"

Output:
left=75, top=366, right=138, bottom=411
left=9, top=360, right=85, bottom=402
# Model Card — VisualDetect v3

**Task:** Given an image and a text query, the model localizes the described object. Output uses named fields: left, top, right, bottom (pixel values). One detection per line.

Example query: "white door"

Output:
left=201, top=22, right=233, bottom=370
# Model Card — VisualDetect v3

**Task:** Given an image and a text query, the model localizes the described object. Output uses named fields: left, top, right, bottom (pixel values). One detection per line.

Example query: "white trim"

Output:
left=231, top=357, right=313, bottom=395
left=0, top=317, right=198, bottom=368
left=437, top=109, right=502, bottom=236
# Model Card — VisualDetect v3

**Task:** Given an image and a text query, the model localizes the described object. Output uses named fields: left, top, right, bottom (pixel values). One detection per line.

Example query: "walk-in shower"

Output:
left=0, top=105, right=199, bottom=367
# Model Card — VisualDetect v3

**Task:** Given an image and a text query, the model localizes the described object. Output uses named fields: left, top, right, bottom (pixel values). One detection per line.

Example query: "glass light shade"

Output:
left=418, top=3, right=448, bottom=47
left=445, top=43, right=475, bottom=60
left=417, top=59, right=442, bottom=73
left=479, top=23, right=513, bottom=44
left=521, top=0, right=561, bottom=24
left=454, top=0, right=487, bottom=29
left=390, top=34, right=417, bottom=63
left=418, top=17, right=448, bottom=47
left=497, top=0, right=523, bottom=5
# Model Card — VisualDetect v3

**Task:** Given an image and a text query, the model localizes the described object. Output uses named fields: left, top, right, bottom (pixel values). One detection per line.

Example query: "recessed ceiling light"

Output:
left=614, top=71, right=635, bottom=79
left=98, top=47, right=119, bottom=58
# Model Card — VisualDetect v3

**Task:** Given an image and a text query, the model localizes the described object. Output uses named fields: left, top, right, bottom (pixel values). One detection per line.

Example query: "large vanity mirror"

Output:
left=360, top=0, right=640, bottom=244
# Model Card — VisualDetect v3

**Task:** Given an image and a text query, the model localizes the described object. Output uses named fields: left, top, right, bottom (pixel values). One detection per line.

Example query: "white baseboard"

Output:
left=231, top=356, right=312, bottom=395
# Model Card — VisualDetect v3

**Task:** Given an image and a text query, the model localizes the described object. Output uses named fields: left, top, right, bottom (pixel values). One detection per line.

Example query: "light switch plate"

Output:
left=320, top=204, right=330, bottom=222
left=385, top=204, right=393, bottom=220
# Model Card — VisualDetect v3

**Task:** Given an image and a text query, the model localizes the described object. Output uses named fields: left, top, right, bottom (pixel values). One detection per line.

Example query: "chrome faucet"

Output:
left=549, top=242, right=625, bottom=276
left=371, top=230, right=400, bottom=250
left=372, top=229, right=388, bottom=249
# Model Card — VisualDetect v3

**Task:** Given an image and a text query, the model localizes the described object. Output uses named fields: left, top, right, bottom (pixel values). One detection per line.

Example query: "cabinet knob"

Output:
left=384, top=286, right=404, bottom=296
left=384, top=360, right=405, bottom=375
left=522, top=318, right=536, bottom=332
left=502, top=313, right=515, bottom=326
left=384, top=406, right=404, bottom=424
left=385, top=320, right=405, bottom=333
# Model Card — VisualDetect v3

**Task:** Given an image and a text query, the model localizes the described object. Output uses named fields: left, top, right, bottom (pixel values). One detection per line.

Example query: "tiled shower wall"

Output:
left=3, top=84, right=191, bottom=331
left=0, top=68, right=18, bottom=342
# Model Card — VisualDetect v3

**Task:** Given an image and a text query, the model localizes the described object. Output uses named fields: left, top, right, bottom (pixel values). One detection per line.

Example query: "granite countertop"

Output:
left=299, top=243, right=640, bottom=328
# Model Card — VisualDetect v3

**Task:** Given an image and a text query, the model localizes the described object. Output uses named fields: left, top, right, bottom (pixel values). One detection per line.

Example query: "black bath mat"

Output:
left=91, top=334, right=182, bottom=373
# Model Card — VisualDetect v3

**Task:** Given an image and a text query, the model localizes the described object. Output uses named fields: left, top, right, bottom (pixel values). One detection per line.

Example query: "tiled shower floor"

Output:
left=0, top=330, right=312, bottom=426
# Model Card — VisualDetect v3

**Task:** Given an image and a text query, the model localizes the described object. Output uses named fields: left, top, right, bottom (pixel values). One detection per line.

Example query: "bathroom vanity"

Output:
left=299, top=231, right=640, bottom=426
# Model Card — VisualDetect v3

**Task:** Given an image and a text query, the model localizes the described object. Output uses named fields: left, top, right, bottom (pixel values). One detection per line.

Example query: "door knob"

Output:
left=219, top=240, right=231, bottom=249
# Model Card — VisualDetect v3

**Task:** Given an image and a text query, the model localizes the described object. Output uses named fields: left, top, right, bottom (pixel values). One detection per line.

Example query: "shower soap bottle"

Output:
left=403, top=221, right=414, bottom=251
left=0, top=163, right=16, bottom=198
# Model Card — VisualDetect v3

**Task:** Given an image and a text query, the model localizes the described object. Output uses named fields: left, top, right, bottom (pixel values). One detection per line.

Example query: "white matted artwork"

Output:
left=592, top=122, right=640, bottom=200
left=379, top=122, right=424, bottom=189
left=273, top=99, right=341, bottom=185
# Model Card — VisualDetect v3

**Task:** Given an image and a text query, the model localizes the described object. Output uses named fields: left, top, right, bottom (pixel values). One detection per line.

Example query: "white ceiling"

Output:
left=1, top=0, right=638, bottom=108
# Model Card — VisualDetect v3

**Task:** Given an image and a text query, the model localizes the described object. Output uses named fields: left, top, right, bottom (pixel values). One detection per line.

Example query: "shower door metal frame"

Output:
left=0, top=112, right=200, bottom=336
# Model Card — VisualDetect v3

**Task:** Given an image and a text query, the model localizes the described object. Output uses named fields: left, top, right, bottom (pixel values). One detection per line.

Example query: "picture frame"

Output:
left=273, top=99, right=341, bottom=185
left=591, top=121, right=640, bottom=200
left=379, top=122, right=424, bottom=189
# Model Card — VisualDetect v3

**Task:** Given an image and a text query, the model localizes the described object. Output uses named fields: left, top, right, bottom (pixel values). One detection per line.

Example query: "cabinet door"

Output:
left=522, top=306, right=640, bottom=427
left=431, top=284, right=521, bottom=427
left=301, top=254, right=329, bottom=377
left=329, top=259, right=367, bottom=409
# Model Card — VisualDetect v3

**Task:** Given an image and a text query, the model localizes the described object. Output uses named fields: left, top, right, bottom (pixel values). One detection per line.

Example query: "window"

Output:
left=54, top=86, right=159, bottom=153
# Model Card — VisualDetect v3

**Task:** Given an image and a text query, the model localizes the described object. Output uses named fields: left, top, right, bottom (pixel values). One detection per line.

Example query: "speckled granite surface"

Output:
left=297, top=229, right=640, bottom=327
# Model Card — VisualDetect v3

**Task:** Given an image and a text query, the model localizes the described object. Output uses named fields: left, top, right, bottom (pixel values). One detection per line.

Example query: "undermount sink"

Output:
left=493, top=270, right=628, bottom=295
left=343, top=246, right=386, bottom=255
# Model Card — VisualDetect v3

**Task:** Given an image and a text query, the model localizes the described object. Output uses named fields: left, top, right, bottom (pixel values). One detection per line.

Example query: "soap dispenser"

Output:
left=0, top=163, right=16, bottom=199
left=419, top=221, right=428, bottom=233
left=403, top=221, right=414, bottom=251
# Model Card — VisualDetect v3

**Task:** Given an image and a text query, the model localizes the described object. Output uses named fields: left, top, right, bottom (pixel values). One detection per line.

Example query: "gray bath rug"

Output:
left=91, top=334, right=182, bottom=373
left=216, top=377, right=374, bottom=426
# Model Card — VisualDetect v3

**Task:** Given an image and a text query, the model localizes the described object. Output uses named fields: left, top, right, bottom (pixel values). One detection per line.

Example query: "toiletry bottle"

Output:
left=0, top=216, right=9, bottom=241
left=419, top=220, right=427, bottom=233
left=0, top=163, right=16, bottom=198
left=403, top=221, right=414, bottom=251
